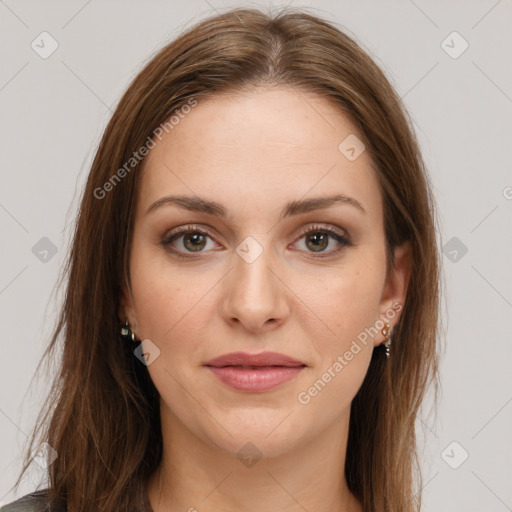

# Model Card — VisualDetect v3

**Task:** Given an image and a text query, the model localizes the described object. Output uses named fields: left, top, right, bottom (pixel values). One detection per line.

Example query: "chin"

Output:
left=203, top=412, right=308, bottom=460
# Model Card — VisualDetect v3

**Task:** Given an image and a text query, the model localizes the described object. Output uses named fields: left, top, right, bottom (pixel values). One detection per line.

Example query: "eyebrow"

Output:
left=145, top=193, right=366, bottom=219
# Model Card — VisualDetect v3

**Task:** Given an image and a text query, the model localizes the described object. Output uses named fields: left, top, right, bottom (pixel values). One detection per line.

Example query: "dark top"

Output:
left=0, top=490, right=65, bottom=512
left=0, top=487, right=154, bottom=512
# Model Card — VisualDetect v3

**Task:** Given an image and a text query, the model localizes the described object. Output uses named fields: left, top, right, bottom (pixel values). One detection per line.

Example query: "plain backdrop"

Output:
left=1, top=1, right=511, bottom=510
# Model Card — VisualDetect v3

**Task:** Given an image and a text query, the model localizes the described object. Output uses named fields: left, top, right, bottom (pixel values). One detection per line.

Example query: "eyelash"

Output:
left=160, top=223, right=352, bottom=260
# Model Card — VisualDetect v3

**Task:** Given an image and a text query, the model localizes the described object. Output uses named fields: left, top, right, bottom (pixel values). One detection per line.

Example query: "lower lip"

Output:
left=206, top=365, right=305, bottom=392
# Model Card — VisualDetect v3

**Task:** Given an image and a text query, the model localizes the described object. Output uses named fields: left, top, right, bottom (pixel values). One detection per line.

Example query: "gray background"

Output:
left=1, top=0, right=511, bottom=509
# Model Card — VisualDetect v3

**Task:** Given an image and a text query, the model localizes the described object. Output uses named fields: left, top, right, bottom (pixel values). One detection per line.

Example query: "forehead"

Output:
left=137, top=87, right=383, bottom=226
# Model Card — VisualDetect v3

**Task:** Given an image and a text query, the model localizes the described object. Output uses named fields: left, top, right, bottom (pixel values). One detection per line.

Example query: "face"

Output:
left=121, top=86, right=410, bottom=458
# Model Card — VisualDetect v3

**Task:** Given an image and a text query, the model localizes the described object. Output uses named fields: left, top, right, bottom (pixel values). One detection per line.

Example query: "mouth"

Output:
left=203, top=352, right=307, bottom=392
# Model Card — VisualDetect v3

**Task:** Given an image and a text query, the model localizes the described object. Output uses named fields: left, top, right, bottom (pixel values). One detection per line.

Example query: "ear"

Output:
left=118, top=280, right=139, bottom=336
left=376, top=241, right=412, bottom=346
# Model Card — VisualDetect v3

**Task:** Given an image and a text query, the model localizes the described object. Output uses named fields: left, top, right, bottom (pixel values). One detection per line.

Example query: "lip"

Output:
left=204, top=351, right=306, bottom=368
left=204, top=351, right=307, bottom=392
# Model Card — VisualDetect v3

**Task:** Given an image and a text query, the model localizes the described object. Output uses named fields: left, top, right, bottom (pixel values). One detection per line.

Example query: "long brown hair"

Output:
left=13, top=7, right=441, bottom=511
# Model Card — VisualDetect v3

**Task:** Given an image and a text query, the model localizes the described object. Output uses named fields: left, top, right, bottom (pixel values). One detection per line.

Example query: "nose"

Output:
left=220, top=238, right=290, bottom=333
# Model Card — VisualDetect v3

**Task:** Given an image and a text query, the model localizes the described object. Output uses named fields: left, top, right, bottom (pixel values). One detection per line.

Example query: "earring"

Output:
left=381, top=322, right=392, bottom=358
left=121, top=320, right=138, bottom=342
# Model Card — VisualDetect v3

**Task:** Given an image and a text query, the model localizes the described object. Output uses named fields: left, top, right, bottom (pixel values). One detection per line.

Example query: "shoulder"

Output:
left=0, top=489, right=66, bottom=512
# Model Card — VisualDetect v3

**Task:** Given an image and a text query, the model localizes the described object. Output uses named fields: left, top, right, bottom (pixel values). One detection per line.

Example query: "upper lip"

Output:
left=204, top=351, right=306, bottom=368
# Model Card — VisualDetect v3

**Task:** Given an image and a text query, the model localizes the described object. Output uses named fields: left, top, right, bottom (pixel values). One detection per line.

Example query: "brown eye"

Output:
left=305, top=232, right=329, bottom=252
left=161, top=227, right=217, bottom=258
left=182, top=232, right=207, bottom=252
left=294, top=225, right=352, bottom=258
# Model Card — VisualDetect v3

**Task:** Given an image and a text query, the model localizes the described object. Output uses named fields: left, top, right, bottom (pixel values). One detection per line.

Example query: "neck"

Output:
left=147, top=402, right=362, bottom=512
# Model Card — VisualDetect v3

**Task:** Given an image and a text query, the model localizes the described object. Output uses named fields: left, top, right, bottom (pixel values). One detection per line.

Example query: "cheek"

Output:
left=297, top=345, right=373, bottom=424
left=133, top=278, right=212, bottom=357
left=293, top=261, right=384, bottom=412
left=129, top=243, right=215, bottom=359
left=295, top=270, right=380, bottom=413
left=297, top=262, right=385, bottom=349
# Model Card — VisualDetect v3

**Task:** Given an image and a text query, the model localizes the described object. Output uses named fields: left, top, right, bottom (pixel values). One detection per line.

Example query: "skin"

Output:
left=120, top=86, right=411, bottom=512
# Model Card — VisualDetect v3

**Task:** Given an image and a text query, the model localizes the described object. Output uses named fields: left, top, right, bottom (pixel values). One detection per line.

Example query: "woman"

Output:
left=2, top=6, right=440, bottom=512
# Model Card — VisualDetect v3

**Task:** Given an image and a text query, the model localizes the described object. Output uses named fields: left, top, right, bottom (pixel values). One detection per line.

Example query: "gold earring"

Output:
left=381, top=322, right=392, bottom=358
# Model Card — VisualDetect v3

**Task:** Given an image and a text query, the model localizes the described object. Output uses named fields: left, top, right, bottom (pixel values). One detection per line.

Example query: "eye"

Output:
left=160, top=225, right=218, bottom=258
left=293, top=224, right=352, bottom=258
left=161, top=223, right=352, bottom=259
